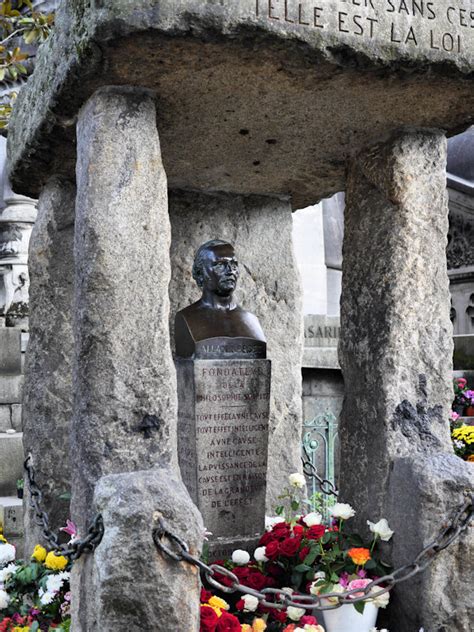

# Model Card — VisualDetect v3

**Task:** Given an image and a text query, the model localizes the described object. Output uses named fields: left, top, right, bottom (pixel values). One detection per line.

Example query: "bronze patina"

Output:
left=175, top=240, right=266, bottom=359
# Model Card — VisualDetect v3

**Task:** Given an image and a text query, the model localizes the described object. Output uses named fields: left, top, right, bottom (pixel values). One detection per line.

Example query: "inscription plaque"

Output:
left=177, top=358, right=270, bottom=559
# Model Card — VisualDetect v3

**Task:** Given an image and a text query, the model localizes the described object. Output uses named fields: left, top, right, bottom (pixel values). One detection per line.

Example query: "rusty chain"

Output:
left=153, top=492, right=473, bottom=611
left=302, top=450, right=339, bottom=498
left=24, top=454, right=104, bottom=561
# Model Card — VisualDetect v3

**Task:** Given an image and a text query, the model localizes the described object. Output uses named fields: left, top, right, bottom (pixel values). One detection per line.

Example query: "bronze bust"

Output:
left=175, top=240, right=266, bottom=359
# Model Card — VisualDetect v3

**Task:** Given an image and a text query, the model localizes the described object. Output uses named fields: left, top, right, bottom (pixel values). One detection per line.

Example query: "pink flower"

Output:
left=60, top=519, right=78, bottom=543
left=347, top=578, right=372, bottom=599
left=456, top=378, right=467, bottom=388
left=339, top=572, right=350, bottom=588
left=450, top=411, right=460, bottom=421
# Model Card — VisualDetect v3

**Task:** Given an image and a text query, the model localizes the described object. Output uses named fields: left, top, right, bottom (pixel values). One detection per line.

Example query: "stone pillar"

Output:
left=73, top=87, right=202, bottom=632
left=168, top=190, right=304, bottom=511
left=340, top=131, right=473, bottom=632
left=22, top=177, right=75, bottom=554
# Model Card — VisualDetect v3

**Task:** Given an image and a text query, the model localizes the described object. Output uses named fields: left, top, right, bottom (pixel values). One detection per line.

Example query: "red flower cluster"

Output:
left=259, top=519, right=327, bottom=562
left=200, top=606, right=241, bottom=632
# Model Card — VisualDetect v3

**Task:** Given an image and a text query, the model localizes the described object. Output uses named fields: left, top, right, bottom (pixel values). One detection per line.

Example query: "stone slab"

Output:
left=11, top=404, right=21, bottom=432
left=177, top=358, right=270, bottom=558
left=302, top=347, right=340, bottom=369
left=0, top=434, right=23, bottom=496
left=7, top=1, right=474, bottom=207
left=0, top=404, right=11, bottom=432
left=0, top=328, right=21, bottom=374
left=0, top=497, right=23, bottom=537
left=0, top=375, right=23, bottom=404
left=304, top=315, right=340, bottom=348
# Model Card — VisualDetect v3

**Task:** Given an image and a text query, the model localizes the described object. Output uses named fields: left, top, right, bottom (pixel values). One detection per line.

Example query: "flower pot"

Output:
left=319, top=603, right=378, bottom=632
left=17, top=488, right=23, bottom=499
left=465, top=406, right=474, bottom=417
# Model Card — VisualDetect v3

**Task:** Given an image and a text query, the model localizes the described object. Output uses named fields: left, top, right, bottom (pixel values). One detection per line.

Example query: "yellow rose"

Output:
left=252, top=619, right=267, bottom=632
left=0, top=534, right=7, bottom=543
left=31, top=545, right=47, bottom=563
left=44, top=551, right=68, bottom=570
left=208, top=595, right=229, bottom=611
left=241, top=626, right=252, bottom=631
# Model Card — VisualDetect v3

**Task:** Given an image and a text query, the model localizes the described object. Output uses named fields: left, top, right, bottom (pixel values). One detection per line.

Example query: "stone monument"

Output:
left=175, top=239, right=270, bottom=559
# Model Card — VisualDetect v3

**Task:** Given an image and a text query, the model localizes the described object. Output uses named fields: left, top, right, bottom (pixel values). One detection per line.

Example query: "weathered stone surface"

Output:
left=169, top=190, right=303, bottom=511
left=177, top=358, right=270, bottom=559
left=73, top=87, right=201, bottom=630
left=6, top=1, right=474, bottom=207
left=0, top=496, right=23, bottom=537
left=0, top=329, right=21, bottom=374
left=339, top=131, right=471, bottom=631
left=0, top=434, right=23, bottom=496
left=0, top=404, right=12, bottom=432
left=22, top=176, right=75, bottom=554
left=71, top=468, right=203, bottom=632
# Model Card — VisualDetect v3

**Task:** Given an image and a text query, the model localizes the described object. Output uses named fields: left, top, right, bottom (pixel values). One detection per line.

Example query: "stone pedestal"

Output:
left=177, top=358, right=270, bottom=559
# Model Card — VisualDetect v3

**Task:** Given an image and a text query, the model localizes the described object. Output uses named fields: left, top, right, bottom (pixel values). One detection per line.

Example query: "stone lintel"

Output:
left=6, top=1, right=474, bottom=208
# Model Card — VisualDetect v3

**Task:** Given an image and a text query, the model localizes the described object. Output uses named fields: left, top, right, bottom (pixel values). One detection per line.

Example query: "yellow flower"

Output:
left=31, top=544, right=47, bottom=563
left=208, top=595, right=229, bottom=611
left=0, top=534, right=7, bottom=543
left=44, top=551, right=68, bottom=570
left=241, top=626, right=252, bottom=632
left=252, top=619, right=267, bottom=631
left=13, top=627, right=30, bottom=632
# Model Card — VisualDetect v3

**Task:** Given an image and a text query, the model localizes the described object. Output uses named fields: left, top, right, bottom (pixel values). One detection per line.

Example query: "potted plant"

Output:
left=453, top=377, right=469, bottom=415
left=16, top=478, right=24, bottom=499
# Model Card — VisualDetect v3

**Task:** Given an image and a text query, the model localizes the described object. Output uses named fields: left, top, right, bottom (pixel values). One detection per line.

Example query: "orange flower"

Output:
left=467, top=455, right=474, bottom=462
left=347, top=547, right=371, bottom=566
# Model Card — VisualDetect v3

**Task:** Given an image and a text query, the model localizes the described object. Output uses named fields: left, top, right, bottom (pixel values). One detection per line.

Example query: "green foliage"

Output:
left=0, top=0, right=54, bottom=129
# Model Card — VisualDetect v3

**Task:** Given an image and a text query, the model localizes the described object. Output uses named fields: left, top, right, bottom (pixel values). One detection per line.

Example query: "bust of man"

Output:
left=175, top=239, right=266, bottom=359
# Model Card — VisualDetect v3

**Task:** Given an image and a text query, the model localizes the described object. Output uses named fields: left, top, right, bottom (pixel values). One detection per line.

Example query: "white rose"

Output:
left=242, top=594, right=259, bottom=612
left=265, top=516, right=285, bottom=531
left=0, top=563, right=18, bottom=583
left=0, top=543, right=16, bottom=566
left=254, top=546, right=268, bottom=562
left=368, top=587, right=390, bottom=609
left=287, top=606, right=305, bottom=621
left=0, top=589, right=10, bottom=609
left=329, top=503, right=355, bottom=520
left=320, top=583, right=345, bottom=605
left=303, top=512, right=323, bottom=527
left=289, top=473, right=306, bottom=488
left=231, top=549, right=250, bottom=565
left=367, top=518, right=394, bottom=542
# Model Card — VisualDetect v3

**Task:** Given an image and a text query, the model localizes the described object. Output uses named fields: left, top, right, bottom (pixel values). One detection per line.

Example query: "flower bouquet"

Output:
left=200, top=474, right=393, bottom=632
left=0, top=534, right=71, bottom=631
left=452, top=378, right=474, bottom=416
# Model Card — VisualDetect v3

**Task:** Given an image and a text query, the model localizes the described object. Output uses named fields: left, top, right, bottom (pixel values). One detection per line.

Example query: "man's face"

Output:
left=201, top=244, right=239, bottom=296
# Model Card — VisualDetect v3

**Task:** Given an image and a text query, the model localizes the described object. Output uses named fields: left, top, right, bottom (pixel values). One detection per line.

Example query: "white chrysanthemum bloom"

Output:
left=287, top=606, right=305, bottom=621
left=254, top=546, right=268, bottom=562
left=289, top=473, right=306, bottom=488
left=367, top=518, right=394, bottom=542
left=303, top=512, right=323, bottom=527
left=242, top=594, right=259, bottom=612
left=39, top=587, right=55, bottom=606
left=368, top=587, right=390, bottom=609
left=0, top=589, right=9, bottom=609
left=265, top=516, right=285, bottom=531
left=46, top=571, right=70, bottom=594
left=0, top=543, right=16, bottom=566
left=0, top=563, right=18, bottom=583
left=329, top=503, right=355, bottom=520
left=231, top=549, right=250, bottom=565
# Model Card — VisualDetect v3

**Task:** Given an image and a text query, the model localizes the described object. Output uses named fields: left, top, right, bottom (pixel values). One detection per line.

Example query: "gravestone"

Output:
left=175, top=240, right=270, bottom=559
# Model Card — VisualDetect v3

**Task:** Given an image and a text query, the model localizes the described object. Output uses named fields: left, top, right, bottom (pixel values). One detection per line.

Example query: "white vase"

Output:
left=318, top=603, right=378, bottom=632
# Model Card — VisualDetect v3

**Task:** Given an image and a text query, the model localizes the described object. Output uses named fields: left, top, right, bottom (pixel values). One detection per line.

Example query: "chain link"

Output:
left=153, top=492, right=473, bottom=611
left=24, top=454, right=104, bottom=561
left=302, top=451, right=339, bottom=498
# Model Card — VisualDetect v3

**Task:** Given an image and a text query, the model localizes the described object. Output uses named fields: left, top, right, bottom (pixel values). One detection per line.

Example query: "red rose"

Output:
left=235, top=599, right=245, bottom=611
left=307, top=525, right=325, bottom=540
left=200, top=605, right=219, bottom=632
left=299, top=546, right=310, bottom=561
left=246, top=570, right=268, bottom=591
left=233, top=566, right=251, bottom=583
left=279, top=536, right=302, bottom=557
left=293, top=524, right=304, bottom=537
left=216, top=612, right=241, bottom=632
left=266, top=562, right=284, bottom=578
left=259, top=531, right=276, bottom=546
left=265, top=540, right=281, bottom=560
left=200, top=588, right=213, bottom=603
left=270, top=608, right=288, bottom=623
left=272, top=522, right=291, bottom=540
left=301, top=615, right=318, bottom=625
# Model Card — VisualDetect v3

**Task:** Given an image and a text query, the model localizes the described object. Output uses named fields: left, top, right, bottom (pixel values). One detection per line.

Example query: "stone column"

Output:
left=168, top=190, right=304, bottom=511
left=22, top=177, right=75, bottom=554
left=73, top=87, right=202, bottom=632
left=340, top=131, right=473, bottom=632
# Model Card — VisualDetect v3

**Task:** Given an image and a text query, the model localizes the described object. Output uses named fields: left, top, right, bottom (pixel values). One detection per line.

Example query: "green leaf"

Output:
left=275, top=505, right=284, bottom=516
left=30, top=623, right=40, bottom=632
left=354, top=600, right=366, bottom=615
left=322, top=532, right=332, bottom=544
left=364, top=559, right=376, bottom=570
left=303, top=547, right=318, bottom=566
left=294, top=563, right=311, bottom=572
left=291, top=499, right=299, bottom=511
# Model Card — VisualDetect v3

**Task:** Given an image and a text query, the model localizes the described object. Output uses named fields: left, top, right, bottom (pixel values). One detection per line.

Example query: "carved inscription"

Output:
left=177, top=359, right=271, bottom=544
left=253, top=0, right=473, bottom=54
